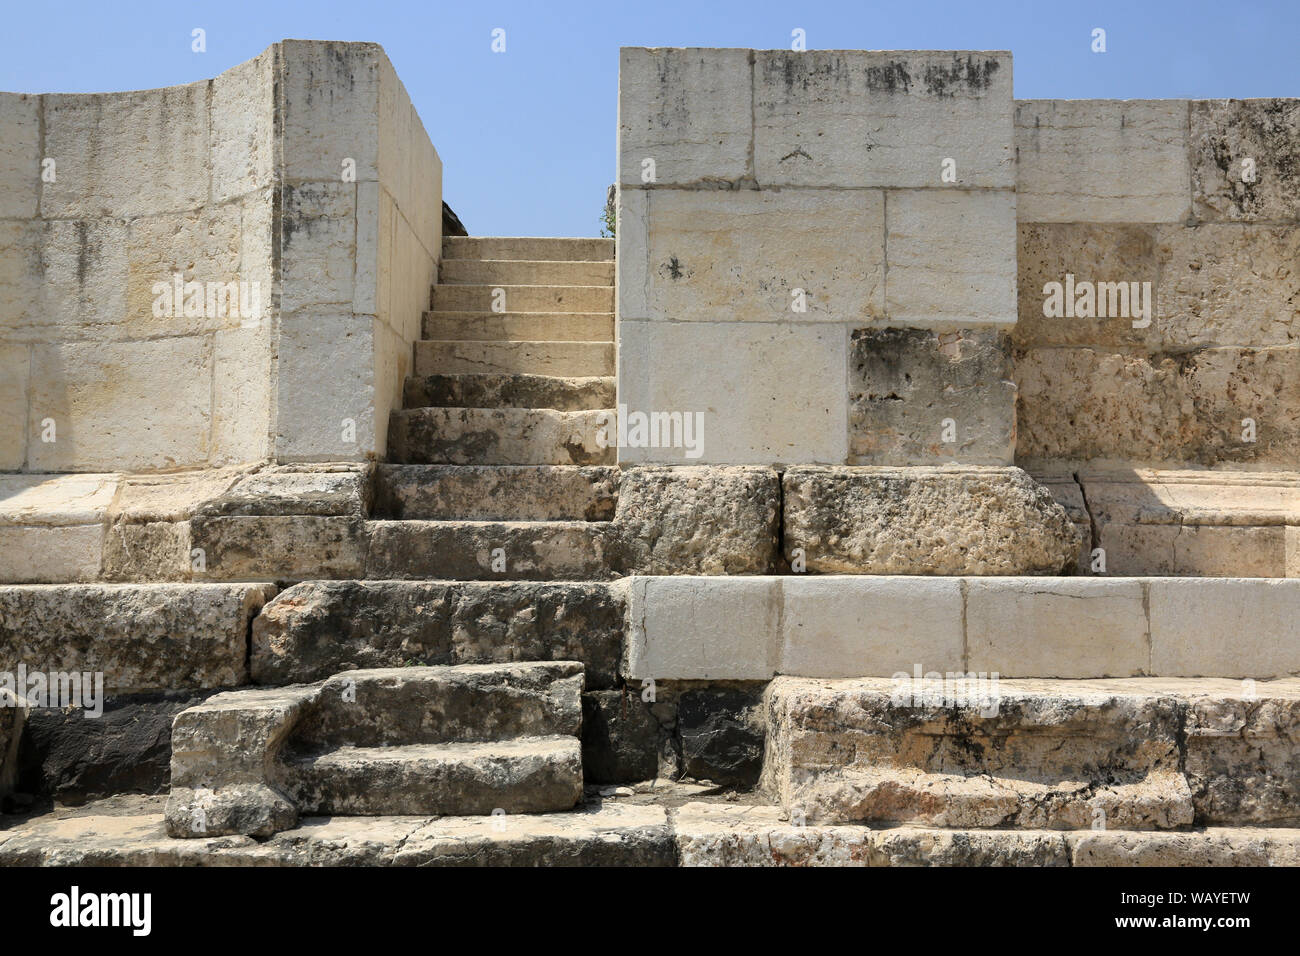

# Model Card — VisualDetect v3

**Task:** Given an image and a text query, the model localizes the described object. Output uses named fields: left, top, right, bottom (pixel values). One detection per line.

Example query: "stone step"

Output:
left=387, top=407, right=614, bottom=466
left=365, top=520, right=615, bottom=580
left=430, top=284, right=614, bottom=314
left=250, top=580, right=625, bottom=688
left=762, top=676, right=1300, bottom=830
left=443, top=236, right=613, bottom=262
left=373, top=464, right=619, bottom=521
left=288, top=662, right=583, bottom=749
left=415, top=339, right=614, bottom=377
left=403, top=373, right=615, bottom=412
left=422, top=311, right=613, bottom=342
left=284, top=737, right=584, bottom=816
left=440, top=258, right=614, bottom=286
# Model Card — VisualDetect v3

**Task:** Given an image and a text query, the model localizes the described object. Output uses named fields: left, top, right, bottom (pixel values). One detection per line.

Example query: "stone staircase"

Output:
left=165, top=661, right=585, bottom=837
left=379, top=237, right=618, bottom=581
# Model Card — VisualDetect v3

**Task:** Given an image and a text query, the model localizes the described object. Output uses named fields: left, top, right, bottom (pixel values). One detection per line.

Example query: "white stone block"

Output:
left=616, top=187, right=649, bottom=320
left=965, top=578, right=1148, bottom=678
left=624, top=575, right=780, bottom=680
left=0, top=343, right=28, bottom=469
left=275, top=313, right=375, bottom=461
left=886, top=189, right=1017, bottom=325
left=617, top=321, right=848, bottom=465
left=642, top=188, right=884, bottom=322
left=1149, top=578, right=1300, bottom=678
left=780, top=576, right=964, bottom=677
left=0, top=526, right=104, bottom=583
left=0, top=93, right=39, bottom=218
left=754, top=51, right=1014, bottom=188
left=619, top=48, right=753, bottom=187
left=1015, top=99, right=1192, bottom=223
left=279, top=40, right=381, bottom=183
left=211, top=48, right=276, bottom=202
left=280, top=182, right=357, bottom=314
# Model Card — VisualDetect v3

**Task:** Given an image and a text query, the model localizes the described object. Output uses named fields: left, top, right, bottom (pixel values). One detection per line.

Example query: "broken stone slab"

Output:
left=612, top=466, right=780, bottom=574
left=782, top=466, right=1081, bottom=574
left=250, top=579, right=625, bottom=688
left=0, top=583, right=275, bottom=693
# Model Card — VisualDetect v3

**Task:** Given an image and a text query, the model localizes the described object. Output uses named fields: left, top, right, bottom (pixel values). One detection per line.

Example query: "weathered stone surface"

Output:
left=639, top=188, right=884, bottom=323
left=190, top=515, right=368, bottom=581
left=0, top=473, right=116, bottom=583
left=365, top=519, right=614, bottom=580
left=1015, top=99, right=1191, bottom=223
left=617, top=320, right=848, bottom=465
left=753, top=51, right=1014, bottom=189
left=0, top=93, right=39, bottom=219
left=196, top=465, right=372, bottom=517
left=251, top=580, right=624, bottom=688
left=848, top=328, right=1015, bottom=464
left=618, top=48, right=753, bottom=188
left=1149, top=578, right=1300, bottom=678
left=1191, top=98, right=1300, bottom=222
left=582, top=689, right=660, bottom=784
left=884, top=190, right=1017, bottom=326
left=612, top=466, right=780, bottom=574
left=1013, top=345, right=1300, bottom=467
left=101, top=521, right=192, bottom=582
left=1068, top=827, right=1300, bottom=867
left=0, top=584, right=274, bottom=693
left=374, top=464, right=619, bottom=521
left=782, top=466, right=1080, bottom=574
left=403, top=372, right=614, bottom=412
left=677, top=687, right=764, bottom=788
left=389, top=406, right=613, bottom=466
left=762, top=677, right=1197, bottom=829
left=14, top=690, right=216, bottom=805
left=0, top=696, right=22, bottom=799
left=0, top=343, right=28, bottom=469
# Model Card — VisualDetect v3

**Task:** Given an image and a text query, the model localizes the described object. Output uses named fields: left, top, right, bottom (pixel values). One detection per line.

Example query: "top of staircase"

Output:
left=443, top=236, right=613, bottom=262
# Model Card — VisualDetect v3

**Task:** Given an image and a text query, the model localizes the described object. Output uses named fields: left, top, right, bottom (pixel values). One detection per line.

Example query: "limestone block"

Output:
left=279, top=40, right=381, bottom=183
left=251, top=580, right=625, bottom=688
left=617, top=320, right=848, bottom=465
left=101, top=520, right=193, bottom=582
left=612, top=466, right=780, bottom=574
left=0, top=698, right=22, bottom=798
left=848, top=327, right=1015, bottom=464
left=1069, top=827, right=1300, bottom=866
left=0, top=220, right=41, bottom=337
left=581, top=689, right=660, bottom=784
left=210, top=47, right=277, bottom=202
left=0, top=526, right=104, bottom=583
left=1032, top=472, right=1092, bottom=572
left=965, top=579, right=1148, bottom=678
left=27, top=337, right=212, bottom=472
left=0, top=343, right=28, bottom=468
left=1014, top=223, right=1160, bottom=349
left=641, top=188, right=884, bottom=323
left=0, top=583, right=274, bottom=692
left=1015, top=99, right=1191, bottom=223
left=1155, top=223, right=1300, bottom=347
left=103, top=468, right=244, bottom=526
left=616, top=186, right=649, bottom=319
left=365, top=519, right=613, bottom=581
left=1012, top=345, right=1300, bottom=468
left=275, top=312, right=375, bottom=461
left=1191, top=98, right=1300, bottom=222
left=125, top=205, right=243, bottom=335
left=280, top=183, right=358, bottom=313
left=623, top=576, right=779, bottom=681
left=782, top=466, right=1080, bottom=575
left=189, top=515, right=367, bottom=581
left=0, top=472, right=120, bottom=525
left=675, top=803, right=876, bottom=867
left=0, top=93, right=39, bottom=218
left=42, top=83, right=210, bottom=218
left=780, top=576, right=964, bottom=678
left=211, top=325, right=274, bottom=465
left=199, top=464, right=371, bottom=517
left=754, top=51, right=1014, bottom=188
left=1149, top=579, right=1300, bottom=678
left=885, top=189, right=1016, bottom=325
left=618, top=48, right=753, bottom=187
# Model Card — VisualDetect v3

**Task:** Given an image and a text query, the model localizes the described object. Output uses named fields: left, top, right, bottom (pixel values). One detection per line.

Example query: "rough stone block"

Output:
left=276, top=312, right=375, bottom=461
left=618, top=48, right=753, bottom=187
left=677, top=687, right=765, bottom=787
left=0, top=93, right=39, bottom=218
left=581, top=689, right=660, bottom=784
left=210, top=48, right=276, bottom=202
left=125, top=205, right=244, bottom=334
left=848, top=327, right=1015, bottom=464
left=780, top=576, right=964, bottom=678
left=754, top=51, right=1014, bottom=188
left=617, top=320, right=848, bottom=464
left=965, top=579, right=1148, bottom=678
left=642, top=188, right=884, bottom=322
left=612, top=466, right=780, bottom=574
left=190, top=515, right=367, bottom=581
left=0, top=583, right=274, bottom=692
left=1191, top=98, right=1300, bottom=222
left=885, top=189, right=1016, bottom=325
left=279, top=40, right=381, bottom=183
left=623, top=576, right=779, bottom=680
left=1015, top=99, right=1191, bottom=223
left=782, top=466, right=1080, bottom=575
left=0, top=343, right=27, bottom=469
left=280, top=183, right=358, bottom=313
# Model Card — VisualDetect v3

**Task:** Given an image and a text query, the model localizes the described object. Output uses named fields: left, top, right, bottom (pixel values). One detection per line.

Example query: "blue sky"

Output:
left=1, top=0, right=1296, bottom=236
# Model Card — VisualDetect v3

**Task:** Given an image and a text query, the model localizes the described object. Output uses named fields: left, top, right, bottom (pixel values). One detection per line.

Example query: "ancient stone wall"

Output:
left=0, top=40, right=440, bottom=472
